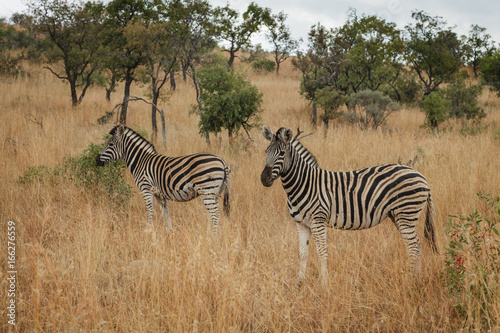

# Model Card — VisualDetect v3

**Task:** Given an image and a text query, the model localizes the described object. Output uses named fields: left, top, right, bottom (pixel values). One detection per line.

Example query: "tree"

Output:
left=102, top=0, right=158, bottom=124
left=214, top=2, right=270, bottom=67
left=292, top=24, right=339, bottom=126
left=264, top=10, right=299, bottom=74
left=480, top=50, right=500, bottom=97
left=346, top=90, right=399, bottom=130
left=334, top=10, right=405, bottom=94
left=461, top=25, right=495, bottom=77
left=194, top=58, right=263, bottom=143
left=134, top=1, right=184, bottom=143
left=27, top=0, right=105, bottom=106
left=405, top=10, right=463, bottom=97
left=292, top=12, right=404, bottom=129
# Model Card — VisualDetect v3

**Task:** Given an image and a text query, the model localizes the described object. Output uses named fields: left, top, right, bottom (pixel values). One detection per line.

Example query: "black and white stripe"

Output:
left=260, top=126, right=437, bottom=286
left=96, top=125, right=230, bottom=231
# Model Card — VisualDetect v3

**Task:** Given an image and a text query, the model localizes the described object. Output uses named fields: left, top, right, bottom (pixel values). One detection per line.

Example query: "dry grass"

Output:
left=1, top=59, right=499, bottom=332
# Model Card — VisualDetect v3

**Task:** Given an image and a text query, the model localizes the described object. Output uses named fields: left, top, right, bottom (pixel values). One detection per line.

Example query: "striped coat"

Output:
left=96, top=125, right=230, bottom=231
left=261, top=126, right=437, bottom=286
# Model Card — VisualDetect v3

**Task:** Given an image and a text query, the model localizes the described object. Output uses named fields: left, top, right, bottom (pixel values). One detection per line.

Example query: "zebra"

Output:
left=260, top=126, right=438, bottom=286
left=96, top=125, right=231, bottom=232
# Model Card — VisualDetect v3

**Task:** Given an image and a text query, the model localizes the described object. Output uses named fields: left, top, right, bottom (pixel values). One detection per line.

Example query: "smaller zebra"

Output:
left=261, top=126, right=438, bottom=286
left=96, top=125, right=231, bottom=232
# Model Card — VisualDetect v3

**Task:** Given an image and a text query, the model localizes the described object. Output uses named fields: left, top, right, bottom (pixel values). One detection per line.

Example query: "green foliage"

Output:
left=28, top=0, right=106, bottom=106
left=251, top=59, right=275, bottom=73
left=292, top=11, right=404, bottom=127
left=444, top=71, right=485, bottom=121
left=214, top=2, right=271, bottom=67
left=17, top=138, right=131, bottom=205
left=461, top=24, right=495, bottom=77
left=405, top=10, right=463, bottom=97
left=16, top=165, right=52, bottom=185
left=443, top=192, right=500, bottom=329
left=264, top=10, right=300, bottom=74
left=421, top=91, right=451, bottom=129
left=480, top=50, right=500, bottom=97
left=194, top=60, right=263, bottom=141
left=244, top=43, right=267, bottom=63
left=0, top=52, right=24, bottom=77
left=387, top=69, right=423, bottom=105
left=346, top=90, right=399, bottom=129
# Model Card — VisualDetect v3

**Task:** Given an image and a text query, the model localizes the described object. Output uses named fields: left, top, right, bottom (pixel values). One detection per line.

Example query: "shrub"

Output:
left=443, top=192, right=500, bottom=330
left=421, top=91, right=451, bottom=129
left=387, top=69, right=423, bottom=106
left=251, top=59, right=275, bottom=73
left=445, top=71, right=486, bottom=121
left=346, top=90, right=399, bottom=130
left=17, top=137, right=131, bottom=205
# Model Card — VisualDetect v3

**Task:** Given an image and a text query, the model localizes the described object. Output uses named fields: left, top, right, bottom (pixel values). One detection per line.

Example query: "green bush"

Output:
left=445, top=71, right=485, bottom=121
left=443, top=192, right=500, bottom=329
left=17, top=137, right=131, bottom=205
left=421, top=91, right=451, bottom=129
left=194, top=61, right=263, bottom=142
left=251, top=59, right=275, bottom=73
left=346, top=90, right=399, bottom=130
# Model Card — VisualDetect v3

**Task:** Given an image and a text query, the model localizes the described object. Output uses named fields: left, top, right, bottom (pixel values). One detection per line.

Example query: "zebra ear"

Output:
left=262, top=126, right=273, bottom=141
left=278, top=128, right=293, bottom=144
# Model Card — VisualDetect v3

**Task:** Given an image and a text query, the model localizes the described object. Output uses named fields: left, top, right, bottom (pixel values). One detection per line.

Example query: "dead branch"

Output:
left=25, top=113, right=45, bottom=135
left=295, top=126, right=315, bottom=141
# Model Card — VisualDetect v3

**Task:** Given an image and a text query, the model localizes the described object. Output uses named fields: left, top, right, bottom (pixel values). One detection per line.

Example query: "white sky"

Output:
left=2, top=0, right=499, bottom=49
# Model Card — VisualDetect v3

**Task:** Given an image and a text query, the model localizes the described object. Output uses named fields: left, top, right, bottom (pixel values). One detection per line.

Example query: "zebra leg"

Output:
left=158, top=198, right=173, bottom=231
left=201, top=194, right=220, bottom=232
left=141, top=191, right=155, bottom=231
left=296, top=223, right=311, bottom=287
left=394, top=217, right=422, bottom=272
left=311, top=222, right=328, bottom=287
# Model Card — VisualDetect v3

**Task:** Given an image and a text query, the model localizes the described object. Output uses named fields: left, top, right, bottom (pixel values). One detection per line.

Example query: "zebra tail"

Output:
left=424, top=192, right=439, bottom=254
left=222, top=164, right=231, bottom=217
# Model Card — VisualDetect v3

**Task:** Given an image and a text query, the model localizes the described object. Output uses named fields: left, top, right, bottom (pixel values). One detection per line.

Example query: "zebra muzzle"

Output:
left=261, top=166, right=275, bottom=187
left=95, top=154, right=106, bottom=167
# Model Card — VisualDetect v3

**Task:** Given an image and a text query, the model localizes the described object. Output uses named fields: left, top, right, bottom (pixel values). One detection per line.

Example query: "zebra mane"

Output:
left=111, top=125, right=157, bottom=154
left=291, top=137, right=319, bottom=168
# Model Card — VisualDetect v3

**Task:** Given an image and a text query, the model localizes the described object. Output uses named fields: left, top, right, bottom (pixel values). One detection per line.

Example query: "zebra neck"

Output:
left=280, top=148, right=313, bottom=193
left=123, top=140, right=156, bottom=175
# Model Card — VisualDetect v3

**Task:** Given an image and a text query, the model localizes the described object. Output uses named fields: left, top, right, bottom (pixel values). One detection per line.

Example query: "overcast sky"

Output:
left=2, top=0, right=499, bottom=49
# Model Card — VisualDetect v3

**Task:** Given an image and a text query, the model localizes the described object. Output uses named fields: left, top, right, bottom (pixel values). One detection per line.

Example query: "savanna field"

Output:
left=1, top=59, right=499, bottom=332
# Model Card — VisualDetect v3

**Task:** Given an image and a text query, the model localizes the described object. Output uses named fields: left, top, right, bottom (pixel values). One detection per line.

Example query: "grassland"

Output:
left=1, top=60, right=499, bottom=332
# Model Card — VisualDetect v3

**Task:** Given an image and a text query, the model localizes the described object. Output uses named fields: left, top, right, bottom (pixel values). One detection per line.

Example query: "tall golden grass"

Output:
left=1, top=59, right=499, bottom=332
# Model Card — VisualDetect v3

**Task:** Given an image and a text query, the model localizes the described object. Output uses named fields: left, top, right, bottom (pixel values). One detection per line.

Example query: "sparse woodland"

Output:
left=1, top=1, right=500, bottom=330
left=0, top=57, right=499, bottom=331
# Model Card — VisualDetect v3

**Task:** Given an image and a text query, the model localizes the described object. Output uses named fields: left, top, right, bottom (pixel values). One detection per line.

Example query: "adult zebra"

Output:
left=260, top=126, right=438, bottom=286
left=96, top=125, right=231, bottom=232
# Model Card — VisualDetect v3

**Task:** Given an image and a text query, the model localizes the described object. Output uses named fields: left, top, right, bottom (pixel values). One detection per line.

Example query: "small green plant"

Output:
left=16, top=165, right=52, bottom=184
left=17, top=137, right=131, bottom=205
left=443, top=192, right=500, bottom=329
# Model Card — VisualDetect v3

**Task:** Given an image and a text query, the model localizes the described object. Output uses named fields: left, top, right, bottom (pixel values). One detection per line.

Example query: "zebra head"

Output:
left=261, top=126, right=293, bottom=187
left=95, top=125, right=125, bottom=167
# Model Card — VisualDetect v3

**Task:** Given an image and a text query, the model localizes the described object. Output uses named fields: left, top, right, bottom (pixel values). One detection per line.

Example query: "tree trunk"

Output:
left=106, top=73, right=117, bottom=101
left=151, top=92, right=159, bottom=144
left=119, top=69, right=134, bottom=125
left=70, top=79, right=78, bottom=107
left=170, top=70, right=176, bottom=91
left=311, top=101, right=317, bottom=126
